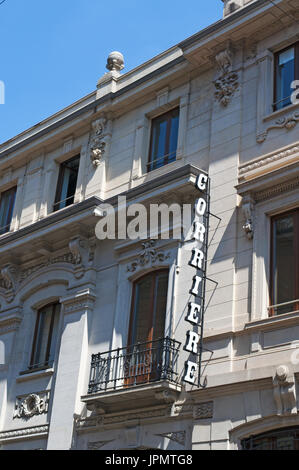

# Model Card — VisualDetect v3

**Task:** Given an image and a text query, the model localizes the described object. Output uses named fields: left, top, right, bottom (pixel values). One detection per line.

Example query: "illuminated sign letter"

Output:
left=184, top=361, right=198, bottom=384
left=186, top=303, right=202, bottom=325
left=185, top=331, right=200, bottom=354
left=196, top=173, right=208, bottom=191
left=195, top=198, right=207, bottom=217
left=190, top=249, right=205, bottom=269
left=191, top=275, right=202, bottom=296
left=193, top=222, right=206, bottom=242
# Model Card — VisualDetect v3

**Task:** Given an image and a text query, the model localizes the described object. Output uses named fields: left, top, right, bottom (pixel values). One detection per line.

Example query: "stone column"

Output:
left=131, top=117, right=148, bottom=182
left=177, top=88, right=190, bottom=160
left=46, top=289, right=95, bottom=450
left=39, top=160, right=57, bottom=219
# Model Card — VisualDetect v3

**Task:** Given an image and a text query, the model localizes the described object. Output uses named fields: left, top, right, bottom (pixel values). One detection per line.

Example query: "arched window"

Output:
left=30, top=303, right=61, bottom=371
left=242, top=427, right=299, bottom=450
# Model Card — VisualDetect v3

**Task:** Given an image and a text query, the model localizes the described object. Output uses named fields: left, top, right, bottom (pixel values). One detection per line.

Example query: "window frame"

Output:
left=269, top=208, right=299, bottom=316
left=127, top=269, right=169, bottom=348
left=274, top=42, right=299, bottom=111
left=29, top=302, right=60, bottom=371
left=53, top=154, right=80, bottom=212
left=0, top=186, right=17, bottom=235
left=147, top=108, right=179, bottom=173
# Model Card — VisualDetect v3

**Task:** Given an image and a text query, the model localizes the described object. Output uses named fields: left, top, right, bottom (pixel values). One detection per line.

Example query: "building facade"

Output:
left=0, top=0, right=299, bottom=451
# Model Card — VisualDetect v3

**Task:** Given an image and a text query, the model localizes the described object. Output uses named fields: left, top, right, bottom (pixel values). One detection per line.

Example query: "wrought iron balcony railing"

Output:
left=88, top=337, right=181, bottom=394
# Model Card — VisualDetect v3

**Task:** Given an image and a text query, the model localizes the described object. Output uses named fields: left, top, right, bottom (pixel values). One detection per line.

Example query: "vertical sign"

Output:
left=183, top=173, right=210, bottom=386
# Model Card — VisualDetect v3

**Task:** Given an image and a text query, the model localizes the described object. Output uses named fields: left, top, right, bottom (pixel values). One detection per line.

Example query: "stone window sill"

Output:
left=16, top=367, right=54, bottom=383
left=245, top=310, right=299, bottom=332
left=263, top=102, right=299, bottom=123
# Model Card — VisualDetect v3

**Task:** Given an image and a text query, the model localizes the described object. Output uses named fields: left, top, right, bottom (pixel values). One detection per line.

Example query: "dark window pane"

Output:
left=169, top=113, right=179, bottom=164
left=148, top=109, right=179, bottom=172
left=0, top=187, right=16, bottom=235
left=152, top=272, right=168, bottom=341
left=129, top=271, right=169, bottom=346
left=31, top=303, right=60, bottom=369
left=272, top=214, right=295, bottom=314
left=54, top=155, right=80, bottom=211
left=275, top=47, right=295, bottom=110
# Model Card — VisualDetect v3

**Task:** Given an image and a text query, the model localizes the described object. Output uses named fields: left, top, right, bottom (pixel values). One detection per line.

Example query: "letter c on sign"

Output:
left=196, top=174, right=208, bottom=191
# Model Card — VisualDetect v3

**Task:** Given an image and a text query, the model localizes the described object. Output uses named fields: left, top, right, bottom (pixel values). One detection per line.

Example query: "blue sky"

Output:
left=0, top=0, right=221, bottom=144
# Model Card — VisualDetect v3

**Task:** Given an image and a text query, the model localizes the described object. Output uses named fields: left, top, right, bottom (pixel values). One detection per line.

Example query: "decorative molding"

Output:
left=239, top=144, right=299, bottom=176
left=88, top=440, right=114, bottom=450
left=257, top=111, right=299, bottom=143
left=63, top=137, right=73, bottom=155
left=241, top=195, right=255, bottom=240
left=61, top=289, right=96, bottom=315
left=18, top=253, right=75, bottom=283
left=156, top=431, right=186, bottom=446
left=0, top=425, right=49, bottom=442
left=254, top=176, right=299, bottom=202
left=193, top=401, right=214, bottom=420
left=90, top=116, right=107, bottom=167
left=14, top=391, right=50, bottom=419
left=214, top=47, right=239, bottom=106
left=127, top=240, right=170, bottom=273
left=76, top=406, right=172, bottom=431
left=273, top=366, right=297, bottom=416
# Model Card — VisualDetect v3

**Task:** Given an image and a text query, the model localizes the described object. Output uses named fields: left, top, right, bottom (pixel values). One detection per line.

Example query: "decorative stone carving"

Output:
left=241, top=196, right=255, bottom=240
left=257, top=112, right=299, bottom=143
left=155, top=390, right=177, bottom=404
left=69, top=237, right=83, bottom=265
left=90, top=117, right=107, bottom=167
left=69, top=237, right=86, bottom=278
left=156, top=431, right=186, bottom=446
left=273, top=366, right=297, bottom=416
left=214, top=48, right=239, bottom=106
left=127, top=240, right=170, bottom=273
left=14, top=392, right=49, bottom=419
left=193, top=401, right=214, bottom=420
left=0, top=264, right=17, bottom=303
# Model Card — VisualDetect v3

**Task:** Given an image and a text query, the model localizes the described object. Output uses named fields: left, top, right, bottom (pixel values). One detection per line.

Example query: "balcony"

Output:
left=82, top=337, right=182, bottom=412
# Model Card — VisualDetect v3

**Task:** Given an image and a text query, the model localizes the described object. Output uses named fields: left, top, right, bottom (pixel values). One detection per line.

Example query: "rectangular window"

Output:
left=0, top=186, right=17, bottom=235
left=53, top=155, right=80, bottom=212
left=270, top=210, right=299, bottom=315
left=30, top=303, right=60, bottom=370
left=274, top=42, right=299, bottom=111
left=147, top=108, right=179, bottom=172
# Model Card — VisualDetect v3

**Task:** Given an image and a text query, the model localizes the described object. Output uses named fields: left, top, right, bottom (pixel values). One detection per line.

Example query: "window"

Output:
left=53, top=155, right=80, bottom=212
left=242, top=427, right=299, bottom=450
left=0, top=186, right=16, bottom=235
left=30, top=303, right=60, bottom=370
left=147, top=108, right=179, bottom=172
left=126, top=270, right=169, bottom=385
left=270, top=209, right=299, bottom=316
left=274, top=42, right=299, bottom=111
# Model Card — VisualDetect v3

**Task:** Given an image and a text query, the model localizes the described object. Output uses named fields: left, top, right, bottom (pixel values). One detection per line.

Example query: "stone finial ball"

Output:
left=106, top=51, right=125, bottom=72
